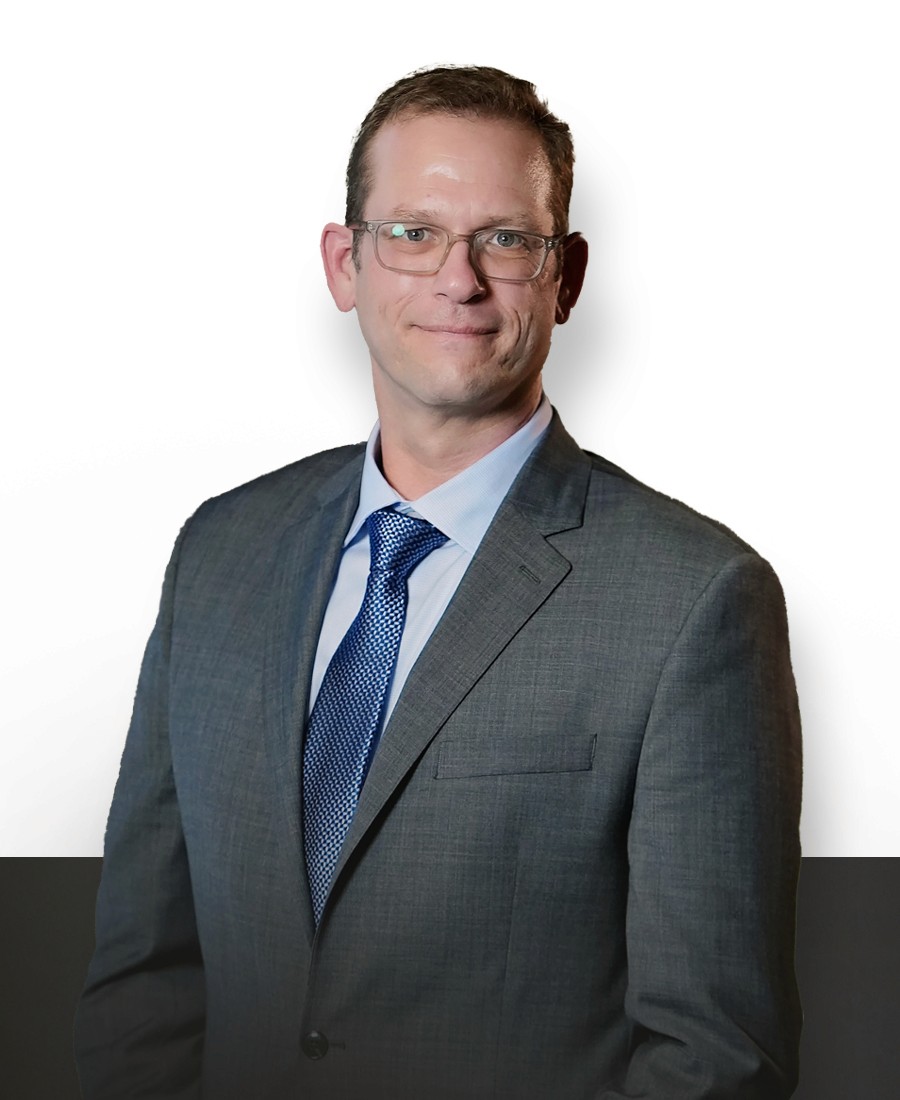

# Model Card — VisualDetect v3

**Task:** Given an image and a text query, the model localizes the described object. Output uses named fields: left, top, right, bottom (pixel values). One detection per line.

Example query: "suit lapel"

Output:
left=330, top=416, right=591, bottom=892
left=262, top=453, right=363, bottom=942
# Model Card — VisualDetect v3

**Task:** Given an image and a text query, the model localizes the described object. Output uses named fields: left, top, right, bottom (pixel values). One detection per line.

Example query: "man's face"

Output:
left=329, top=113, right=578, bottom=422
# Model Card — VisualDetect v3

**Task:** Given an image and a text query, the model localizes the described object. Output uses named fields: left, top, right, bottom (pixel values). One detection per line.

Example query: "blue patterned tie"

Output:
left=303, top=507, right=448, bottom=924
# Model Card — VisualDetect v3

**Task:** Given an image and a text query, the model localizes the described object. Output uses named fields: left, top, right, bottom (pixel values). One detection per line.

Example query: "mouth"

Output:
left=413, top=324, right=498, bottom=338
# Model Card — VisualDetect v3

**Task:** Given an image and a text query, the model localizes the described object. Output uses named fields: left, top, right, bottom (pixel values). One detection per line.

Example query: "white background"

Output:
left=1, top=2, right=897, bottom=856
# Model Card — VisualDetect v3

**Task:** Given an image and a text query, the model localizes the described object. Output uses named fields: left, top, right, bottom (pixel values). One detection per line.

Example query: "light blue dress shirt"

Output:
left=307, top=396, right=553, bottom=729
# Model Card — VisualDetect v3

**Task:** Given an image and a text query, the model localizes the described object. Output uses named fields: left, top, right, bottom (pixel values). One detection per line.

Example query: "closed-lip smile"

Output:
left=414, top=324, right=497, bottom=336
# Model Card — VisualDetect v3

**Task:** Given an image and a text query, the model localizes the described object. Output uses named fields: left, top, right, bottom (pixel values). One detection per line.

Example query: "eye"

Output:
left=386, top=224, right=433, bottom=244
left=492, top=230, right=525, bottom=249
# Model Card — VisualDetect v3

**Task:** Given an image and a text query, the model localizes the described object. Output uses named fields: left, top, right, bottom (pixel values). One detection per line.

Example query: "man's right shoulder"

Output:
left=210, top=442, right=365, bottom=506
left=179, top=442, right=366, bottom=550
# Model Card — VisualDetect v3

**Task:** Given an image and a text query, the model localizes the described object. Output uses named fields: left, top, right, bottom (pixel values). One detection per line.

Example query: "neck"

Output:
left=375, top=395, right=543, bottom=500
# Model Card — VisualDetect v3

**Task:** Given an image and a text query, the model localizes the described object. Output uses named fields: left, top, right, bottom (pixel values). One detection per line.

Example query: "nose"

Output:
left=433, top=238, right=487, bottom=303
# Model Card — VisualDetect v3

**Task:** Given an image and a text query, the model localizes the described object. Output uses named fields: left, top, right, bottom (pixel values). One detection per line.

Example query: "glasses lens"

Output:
left=374, top=223, right=448, bottom=273
left=474, top=230, right=546, bottom=280
left=370, top=223, right=549, bottom=281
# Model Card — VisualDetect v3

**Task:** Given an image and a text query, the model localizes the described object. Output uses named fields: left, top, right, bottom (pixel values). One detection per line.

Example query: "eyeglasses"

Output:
left=349, top=220, right=565, bottom=282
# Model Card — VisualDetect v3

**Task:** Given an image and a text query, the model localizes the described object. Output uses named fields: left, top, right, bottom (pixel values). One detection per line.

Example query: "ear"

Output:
left=554, top=232, right=588, bottom=324
left=321, top=222, right=357, bottom=312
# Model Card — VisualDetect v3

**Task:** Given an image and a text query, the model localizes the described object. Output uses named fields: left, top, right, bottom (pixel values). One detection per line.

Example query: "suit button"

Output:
left=301, top=1030, right=329, bottom=1060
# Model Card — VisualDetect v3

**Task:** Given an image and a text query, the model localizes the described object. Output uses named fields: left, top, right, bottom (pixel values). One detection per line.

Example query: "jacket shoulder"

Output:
left=168, top=443, right=364, bottom=576
left=191, top=442, right=363, bottom=526
left=525, top=413, right=760, bottom=573
left=210, top=442, right=364, bottom=508
left=583, top=448, right=757, bottom=559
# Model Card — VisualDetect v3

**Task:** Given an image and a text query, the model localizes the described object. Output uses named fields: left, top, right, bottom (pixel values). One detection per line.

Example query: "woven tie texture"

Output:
left=303, top=507, right=448, bottom=924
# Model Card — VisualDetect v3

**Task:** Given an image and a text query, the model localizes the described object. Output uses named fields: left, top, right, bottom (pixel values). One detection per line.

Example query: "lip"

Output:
left=413, top=324, right=497, bottom=337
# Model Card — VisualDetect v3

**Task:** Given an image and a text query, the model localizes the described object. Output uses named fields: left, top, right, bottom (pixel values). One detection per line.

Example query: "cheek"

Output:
left=356, top=284, right=419, bottom=341
left=370, top=287, right=421, bottom=328
left=510, top=295, right=557, bottom=353
left=496, top=314, right=552, bottom=373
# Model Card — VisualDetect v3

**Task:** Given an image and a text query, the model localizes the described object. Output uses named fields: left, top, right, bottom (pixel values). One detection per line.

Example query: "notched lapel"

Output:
left=330, top=415, right=591, bottom=891
left=262, top=456, right=362, bottom=940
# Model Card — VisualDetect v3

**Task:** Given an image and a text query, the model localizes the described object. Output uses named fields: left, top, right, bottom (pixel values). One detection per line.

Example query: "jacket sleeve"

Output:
left=602, top=552, right=802, bottom=1098
left=74, top=520, right=205, bottom=1099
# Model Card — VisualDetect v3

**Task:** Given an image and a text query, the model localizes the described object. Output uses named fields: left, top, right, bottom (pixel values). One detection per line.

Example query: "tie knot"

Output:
left=366, top=508, right=448, bottom=579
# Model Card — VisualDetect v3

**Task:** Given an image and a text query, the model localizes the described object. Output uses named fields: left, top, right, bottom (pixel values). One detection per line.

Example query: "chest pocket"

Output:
left=433, top=734, right=596, bottom=779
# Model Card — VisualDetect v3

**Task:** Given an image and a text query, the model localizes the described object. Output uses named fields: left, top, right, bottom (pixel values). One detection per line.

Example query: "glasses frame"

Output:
left=348, top=220, right=566, bottom=283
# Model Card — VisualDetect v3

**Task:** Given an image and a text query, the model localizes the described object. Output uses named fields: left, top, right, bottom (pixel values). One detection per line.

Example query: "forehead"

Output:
left=364, top=112, right=554, bottom=227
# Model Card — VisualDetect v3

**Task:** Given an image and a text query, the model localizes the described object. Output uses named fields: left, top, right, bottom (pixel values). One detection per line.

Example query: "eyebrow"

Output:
left=383, top=208, right=549, bottom=233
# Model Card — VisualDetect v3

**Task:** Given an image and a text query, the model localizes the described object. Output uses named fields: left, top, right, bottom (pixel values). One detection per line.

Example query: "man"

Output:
left=75, top=66, right=802, bottom=1098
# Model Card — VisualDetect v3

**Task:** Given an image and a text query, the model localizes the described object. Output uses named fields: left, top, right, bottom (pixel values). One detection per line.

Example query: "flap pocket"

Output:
left=434, top=734, right=596, bottom=779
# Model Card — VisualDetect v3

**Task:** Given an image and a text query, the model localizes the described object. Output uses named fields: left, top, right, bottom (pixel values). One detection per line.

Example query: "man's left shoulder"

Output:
left=552, top=436, right=783, bottom=613
left=583, top=447, right=756, bottom=559
left=550, top=445, right=793, bottom=655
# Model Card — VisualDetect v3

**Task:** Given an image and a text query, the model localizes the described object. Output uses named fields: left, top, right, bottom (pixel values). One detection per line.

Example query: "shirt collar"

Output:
left=345, top=395, right=552, bottom=555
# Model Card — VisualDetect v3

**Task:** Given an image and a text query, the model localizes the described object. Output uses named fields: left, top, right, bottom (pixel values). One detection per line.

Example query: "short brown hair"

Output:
left=345, top=65, right=575, bottom=238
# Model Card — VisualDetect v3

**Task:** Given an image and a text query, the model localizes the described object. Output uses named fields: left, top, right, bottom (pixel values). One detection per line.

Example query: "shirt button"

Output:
left=301, top=1030, right=329, bottom=1060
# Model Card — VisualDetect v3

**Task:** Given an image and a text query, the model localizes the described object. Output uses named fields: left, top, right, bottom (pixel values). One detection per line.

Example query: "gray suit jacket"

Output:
left=75, top=413, right=802, bottom=1099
